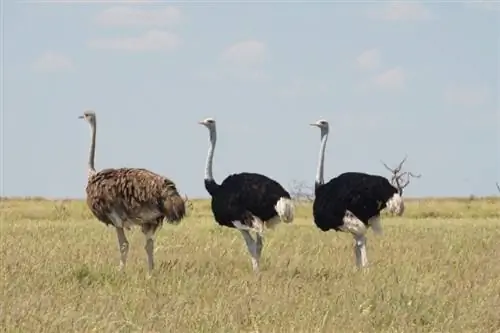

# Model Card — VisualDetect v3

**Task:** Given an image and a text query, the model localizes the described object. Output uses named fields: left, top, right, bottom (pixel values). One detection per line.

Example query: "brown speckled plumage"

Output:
left=79, top=110, right=186, bottom=276
left=86, top=168, right=186, bottom=228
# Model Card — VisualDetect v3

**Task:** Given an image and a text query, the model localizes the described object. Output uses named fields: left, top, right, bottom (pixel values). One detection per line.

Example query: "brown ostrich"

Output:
left=79, top=110, right=186, bottom=276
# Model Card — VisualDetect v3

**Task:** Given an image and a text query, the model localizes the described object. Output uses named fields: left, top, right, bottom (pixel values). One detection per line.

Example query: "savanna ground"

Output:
left=1, top=197, right=499, bottom=333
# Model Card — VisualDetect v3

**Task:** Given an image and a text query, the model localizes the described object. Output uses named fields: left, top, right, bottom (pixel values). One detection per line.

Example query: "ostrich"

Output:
left=198, top=117, right=295, bottom=272
left=310, top=119, right=404, bottom=268
left=79, top=110, right=186, bottom=276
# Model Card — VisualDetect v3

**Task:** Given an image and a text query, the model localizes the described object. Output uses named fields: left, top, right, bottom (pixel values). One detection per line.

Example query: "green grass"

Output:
left=1, top=198, right=500, bottom=332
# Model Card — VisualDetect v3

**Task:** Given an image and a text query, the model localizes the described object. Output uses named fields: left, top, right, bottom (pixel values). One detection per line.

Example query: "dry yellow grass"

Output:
left=1, top=197, right=499, bottom=333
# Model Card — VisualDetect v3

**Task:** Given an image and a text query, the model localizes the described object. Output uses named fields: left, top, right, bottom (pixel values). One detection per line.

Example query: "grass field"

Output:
left=1, top=197, right=500, bottom=333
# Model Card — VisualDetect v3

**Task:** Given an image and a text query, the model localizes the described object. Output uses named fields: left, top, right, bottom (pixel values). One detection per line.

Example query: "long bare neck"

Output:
left=315, top=129, right=328, bottom=187
left=204, top=126, right=217, bottom=181
left=88, top=120, right=97, bottom=178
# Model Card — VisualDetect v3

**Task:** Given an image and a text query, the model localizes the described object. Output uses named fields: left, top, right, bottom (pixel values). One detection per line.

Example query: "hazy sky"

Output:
left=2, top=1, right=499, bottom=199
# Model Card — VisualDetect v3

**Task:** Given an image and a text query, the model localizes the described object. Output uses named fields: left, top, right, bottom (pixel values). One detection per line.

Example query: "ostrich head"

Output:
left=198, top=117, right=216, bottom=130
left=310, top=119, right=329, bottom=135
left=78, top=110, right=96, bottom=125
left=78, top=110, right=97, bottom=176
left=310, top=119, right=330, bottom=187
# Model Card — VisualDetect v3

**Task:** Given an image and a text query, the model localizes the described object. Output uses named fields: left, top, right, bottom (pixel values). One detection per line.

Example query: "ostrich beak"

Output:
left=78, top=115, right=84, bottom=119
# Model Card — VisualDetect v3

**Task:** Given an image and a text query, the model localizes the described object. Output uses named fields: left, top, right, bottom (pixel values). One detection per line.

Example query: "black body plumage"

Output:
left=205, top=172, right=292, bottom=228
left=313, top=172, right=398, bottom=232
left=199, top=117, right=295, bottom=272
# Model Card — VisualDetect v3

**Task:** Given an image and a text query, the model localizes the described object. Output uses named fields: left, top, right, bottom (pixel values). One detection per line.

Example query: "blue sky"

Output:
left=2, top=0, right=499, bottom=199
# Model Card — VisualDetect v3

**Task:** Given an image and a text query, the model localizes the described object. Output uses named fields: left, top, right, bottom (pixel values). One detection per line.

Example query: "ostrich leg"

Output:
left=115, top=227, right=129, bottom=271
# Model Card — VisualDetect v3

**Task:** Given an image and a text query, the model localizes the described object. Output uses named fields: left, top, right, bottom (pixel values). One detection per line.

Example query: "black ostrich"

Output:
left=310, top=119, right=405, bottom=268
left=199, top=118, right=295, bottom=272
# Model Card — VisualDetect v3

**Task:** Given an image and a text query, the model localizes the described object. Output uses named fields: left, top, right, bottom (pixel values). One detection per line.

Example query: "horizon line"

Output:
left=1, top=195, right=498, bottom=202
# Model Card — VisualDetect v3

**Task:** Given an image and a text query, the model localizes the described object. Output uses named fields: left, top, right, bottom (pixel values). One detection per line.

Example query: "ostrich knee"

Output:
left=115, top=227, right=129, bottom=270
left=142, top=226, right=156, bottom=275
left=255, top=233, right=263, bottom=258
left=145, top=238, right=154, bottom=273
left=354, top=235, right=368, bottom=268
left=240, top=230, right=260, bottom=272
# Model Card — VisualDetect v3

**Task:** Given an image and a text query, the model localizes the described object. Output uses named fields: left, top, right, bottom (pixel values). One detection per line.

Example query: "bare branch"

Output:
left=289, top=180, right=315, bottom=203
left=381, top=156, right=420, bottom=195
left=407, top=172, right=422, bottom=179
left=381, top=161, right=394, bottom=173
left=394, top=155, right=408, bottom=174
left=496, top=182, right=500, bottom=193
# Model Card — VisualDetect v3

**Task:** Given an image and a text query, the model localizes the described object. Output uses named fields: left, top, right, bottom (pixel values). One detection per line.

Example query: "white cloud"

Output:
left=32, top=51, right=74, bottom=73
left=372, top=67, right=406, bottom=90
left=94, top=6, right=182, bottom=27
left=207, top=39, right=270, bottom=82
left=87, top=30, right=181, bottom=52
left=444, top=83, right=490, bottom=107
left=220, top=40, right=268, bottom=67
left=356, top=48, right=381, bottom=70
left=373, top=1, right=433, bottom=21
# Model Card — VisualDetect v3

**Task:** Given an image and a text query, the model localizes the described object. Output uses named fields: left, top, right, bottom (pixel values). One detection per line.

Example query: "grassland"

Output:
left=1, top=197, right=499, bottom=333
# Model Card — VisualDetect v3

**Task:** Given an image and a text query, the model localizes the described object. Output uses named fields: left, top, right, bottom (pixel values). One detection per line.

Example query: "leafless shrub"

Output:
left=289, top=180, right=315, bottom=203
left=381, top=155, right=421, bottom=195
